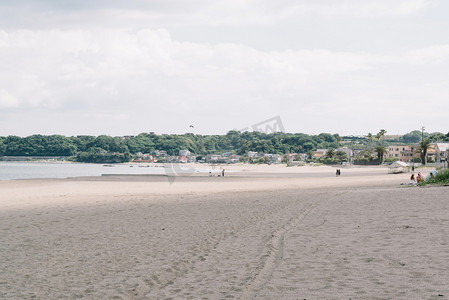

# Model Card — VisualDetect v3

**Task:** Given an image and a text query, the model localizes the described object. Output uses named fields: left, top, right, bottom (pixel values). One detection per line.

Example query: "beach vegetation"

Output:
left=384, top=157, right=399, bottom=163
left=375, top=146, right=387, bottom=163
left=354, top=149, right=379, bottom=165
left=419, top=169, right=449, bottom=186
left=77, top=147, right=131, bottom=163
left=413, top=157, right=422, bottom=163
left=320, top=150, right=348, bottom=165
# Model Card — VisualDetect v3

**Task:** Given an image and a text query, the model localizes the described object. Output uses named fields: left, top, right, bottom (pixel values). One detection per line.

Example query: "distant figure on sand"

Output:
left=336, top=169, right=341, bottom=176
left=222, top=169, right=225, bottom=177
left=209, top=171, right=212, bottom=177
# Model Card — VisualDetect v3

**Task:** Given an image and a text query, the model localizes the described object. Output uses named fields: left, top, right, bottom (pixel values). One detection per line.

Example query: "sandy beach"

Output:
left=1, top=165, right=448, bottom=299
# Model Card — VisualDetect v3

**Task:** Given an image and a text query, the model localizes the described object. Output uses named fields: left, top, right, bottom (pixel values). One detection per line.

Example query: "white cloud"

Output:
left=104, top=0, right=438, bottom=27
left=0, top=26, right=448, bottom=135
left=0, top=0, right=439, bottom=30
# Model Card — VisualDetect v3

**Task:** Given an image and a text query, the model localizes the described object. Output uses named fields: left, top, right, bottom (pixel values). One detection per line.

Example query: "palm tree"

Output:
left=325, top=149, right=335, bottom=159
left=375, top=133, right=381, bottom=146
left=418, top=138, right=431, bottom=165
left=367, top=133, right=373, bottom=149
left=306, top=150, right=314, bottom=160
left=379, top=129, right=387, bottom=138
left=376, top=129, right=387, bottom=145
left=375, top=146, right=387, bottom=163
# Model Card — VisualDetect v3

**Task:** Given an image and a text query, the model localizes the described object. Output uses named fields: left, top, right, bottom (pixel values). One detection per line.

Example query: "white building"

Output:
left=435, top=143, right=449, bottom=163
left=336, top=147, right=353, bottom=159
left=179, top=150, right=191, bottom=157
left=247, top=151, right=258, bottom=158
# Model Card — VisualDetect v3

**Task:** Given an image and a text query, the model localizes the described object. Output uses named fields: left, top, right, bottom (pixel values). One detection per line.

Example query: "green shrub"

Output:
left=385, top=157, right=399, bottom=163
left=435, top=169, right=449, bottom=181
left=421, top=169, right=449, bottom=185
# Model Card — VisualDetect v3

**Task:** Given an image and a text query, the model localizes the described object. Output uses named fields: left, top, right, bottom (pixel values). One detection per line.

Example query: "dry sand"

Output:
left=1, top=165, right=448, bottom=299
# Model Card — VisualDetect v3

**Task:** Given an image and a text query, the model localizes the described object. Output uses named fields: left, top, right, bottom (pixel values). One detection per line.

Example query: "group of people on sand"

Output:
left=409, top=170, right=436, bottom=185
left=336, top=169, right=342, bottom=176
left=209, top=169, right=225, bottom=177
left=410, top=172, right=423, bottom=184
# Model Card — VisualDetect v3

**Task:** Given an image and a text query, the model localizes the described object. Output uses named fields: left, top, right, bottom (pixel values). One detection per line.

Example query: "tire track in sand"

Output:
left=239, top=202, right=319, bottom=300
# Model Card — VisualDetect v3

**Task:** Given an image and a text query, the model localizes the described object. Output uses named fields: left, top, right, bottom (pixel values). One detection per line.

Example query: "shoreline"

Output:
left=0, top=165, right=422, bottom=212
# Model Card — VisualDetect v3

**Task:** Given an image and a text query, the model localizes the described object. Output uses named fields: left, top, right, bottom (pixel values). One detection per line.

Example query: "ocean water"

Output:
left=0, top=162, right=218, bottom=180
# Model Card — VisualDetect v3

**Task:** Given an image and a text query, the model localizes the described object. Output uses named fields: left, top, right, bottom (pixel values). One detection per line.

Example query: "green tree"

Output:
left=306, top=150, right=314, bottom=160
left=334, top=150, right=349, bottom=162
left=367, top=133, right=373, bottom=149
left=429, top=132, right=446, bottom=142
left=375, top=146, right=387, bottom=163
left=418, top=138, right=431, bottom=165
left=402, top=130, right=425, bottom=144
left=325, top=149, right=335, bottom=159
left=0, top=137, right=5, bottom=156
left=375, top=129, right=387, bottom=145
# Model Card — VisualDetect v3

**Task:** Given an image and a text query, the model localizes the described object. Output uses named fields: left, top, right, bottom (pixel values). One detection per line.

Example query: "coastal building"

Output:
left=166, top=156, right=180, bottom=163
left=298, top=153, right=308, bottom=161
left=133, top=152, right=154, bottom=162
left=435, top=143, right=449, bottom=163
left=206, top=154, right=219, bottom=162
left=263, top=153, right=283, bottom=164
left=426, top=145, right=437, bottom=163
left=187, top=155, right=197, bottom=163
left=336, top=147, right=353, bottom=159
left=387, top=145, right=420, bottom=163
left=153, top=150, right=167, bottom=157
left=179, top=150, right=191, bottom=157
left=315, top=149, right=328, bottom=158
left=285, top=153, right=295, bottom=163
left=206, top=154, right=240, bottom=164
left=226, top=154, right=241, bottom=164
left=247, top=151, right=258, bottom=158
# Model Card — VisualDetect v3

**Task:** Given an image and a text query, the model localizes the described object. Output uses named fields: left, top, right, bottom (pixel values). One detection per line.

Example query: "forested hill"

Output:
left=0, top=130, right=448, bottom=157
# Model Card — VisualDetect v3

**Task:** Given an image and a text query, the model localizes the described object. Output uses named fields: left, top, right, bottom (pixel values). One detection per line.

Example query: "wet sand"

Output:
left=1, top=166, right=447, bottom=299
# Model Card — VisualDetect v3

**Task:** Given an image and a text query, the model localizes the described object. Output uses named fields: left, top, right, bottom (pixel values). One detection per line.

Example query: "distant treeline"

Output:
left=0, top=130, right=448, bottom=159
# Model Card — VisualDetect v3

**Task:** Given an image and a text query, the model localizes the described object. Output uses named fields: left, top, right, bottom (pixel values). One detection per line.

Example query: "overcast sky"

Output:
left=1, top=0, right=448, bottom=137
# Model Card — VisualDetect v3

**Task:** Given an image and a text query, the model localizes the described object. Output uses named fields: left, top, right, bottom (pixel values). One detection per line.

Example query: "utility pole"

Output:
left=421, top=126, right=425, bottom=165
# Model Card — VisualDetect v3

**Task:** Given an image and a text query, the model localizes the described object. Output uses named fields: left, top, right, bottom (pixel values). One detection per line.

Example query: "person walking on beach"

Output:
left=222, top=169, right=225, bottom=177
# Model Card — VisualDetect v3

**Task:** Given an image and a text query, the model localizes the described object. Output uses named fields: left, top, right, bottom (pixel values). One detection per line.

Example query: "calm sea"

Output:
left=0, top=162, right=215, bottom=180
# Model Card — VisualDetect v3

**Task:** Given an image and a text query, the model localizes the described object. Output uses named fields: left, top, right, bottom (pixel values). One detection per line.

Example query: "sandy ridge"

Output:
left=240, top=201, right=319, bottom=300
